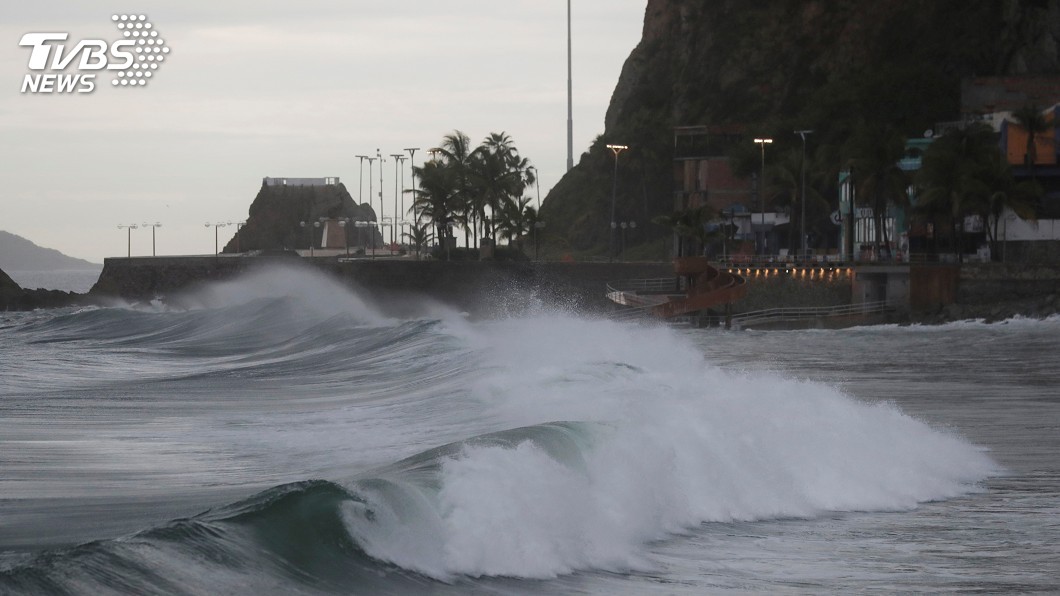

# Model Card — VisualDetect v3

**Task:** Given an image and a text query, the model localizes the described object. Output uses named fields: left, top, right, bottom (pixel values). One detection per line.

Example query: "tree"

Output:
left=975, top=150, right=1041, bottom=261
left=652, top=205, right=719, bottom=258
left=914, top=123, right=998, bottom=259
left=403, top=222, right=434, bottom=260
left=409, top=159, right=459, bottom=259
left=846, top=124, right=910, bottom=256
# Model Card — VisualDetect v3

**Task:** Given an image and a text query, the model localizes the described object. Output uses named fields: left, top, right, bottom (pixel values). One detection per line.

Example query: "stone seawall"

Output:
left=90, top=256, right=675, bottom=317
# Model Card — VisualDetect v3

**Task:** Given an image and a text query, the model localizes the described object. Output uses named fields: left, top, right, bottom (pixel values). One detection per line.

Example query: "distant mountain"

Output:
left=0, top=230, right=100, bottom=271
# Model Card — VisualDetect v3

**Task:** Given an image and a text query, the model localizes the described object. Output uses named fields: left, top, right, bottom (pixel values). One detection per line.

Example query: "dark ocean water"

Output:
left=1, top=264, right=1056, bottom=594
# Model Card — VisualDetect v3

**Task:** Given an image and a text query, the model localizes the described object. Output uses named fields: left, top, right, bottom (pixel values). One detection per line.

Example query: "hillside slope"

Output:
left=0, top=231, right=100, bottom=270
left=542, top=0, right=1060, bottom=253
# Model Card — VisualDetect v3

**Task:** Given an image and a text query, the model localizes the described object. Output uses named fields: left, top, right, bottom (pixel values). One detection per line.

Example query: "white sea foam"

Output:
left=345, top=312, right=1000, bottom=580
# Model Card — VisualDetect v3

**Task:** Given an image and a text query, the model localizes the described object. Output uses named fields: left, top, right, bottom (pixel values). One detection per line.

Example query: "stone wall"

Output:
left=90, top=256, right=674, bottom=317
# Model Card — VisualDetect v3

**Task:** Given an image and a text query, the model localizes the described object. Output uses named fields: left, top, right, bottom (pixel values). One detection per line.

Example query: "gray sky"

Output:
left=1, top=1, right=646, bottom=263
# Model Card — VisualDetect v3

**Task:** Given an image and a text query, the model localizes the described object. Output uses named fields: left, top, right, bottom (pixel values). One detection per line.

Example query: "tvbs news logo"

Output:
left=19, top=14, right=170, bottom=94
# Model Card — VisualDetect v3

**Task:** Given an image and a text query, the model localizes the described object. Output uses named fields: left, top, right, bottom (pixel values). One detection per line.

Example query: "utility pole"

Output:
left=405, top=147, right=419, bottom=222
left=795, top=130, right=813, bottom=258
left=391, top=153, right=404, bottom=245
left=566, top=0, right=574, bottom=172
left=377, top=149, right=385, bottom=247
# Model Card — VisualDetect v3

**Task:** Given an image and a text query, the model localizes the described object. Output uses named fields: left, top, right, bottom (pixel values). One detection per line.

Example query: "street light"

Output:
left=619, top=220, right=637, bottom=257
left=377, top=149, right=385, bottom=245
left=391, top=153, right=405, bottom=246
left=753, top=138, right=773, bottom=256
left=338, top=218, right=350, bottom=257
left=529, top=165, right=541, bottom=210
left=795, top=130, right=813, bottom=259
left=205, top=222, right=228, bottom=256
left=606, top=143, right=629, bottom=262
left=117, top=224, right=137, bottom=258
left=405, top=147, right=419, bottom=221
left=356, top=155, right=369, bottom=206
left=533, top=221, right=546, bottom=261
left=141, top=222, right=161, bottom=256
left=299, top=220, right=321, bottom=257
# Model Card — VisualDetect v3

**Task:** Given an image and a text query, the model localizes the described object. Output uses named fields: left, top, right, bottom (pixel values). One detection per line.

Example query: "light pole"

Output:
left=405, top=147, right=419, bottom=221
left=117, top=224, right=137, bottom=258
left=299, top=220, right=321, bottom=257
left=356, top=155, right=369, bottom=206
left=391, top=153, right=404, bottom=246
left=566, top=0, right=574, bottom=172
left=619, top=221, right=637, bottom=257
left=529, top=165, right=541, bottom=211
left=235, top=221, right=245, bottom=253
left=753, top=138, right=773, bottom=256
left=377, top=149, right=385, bottom=246
left=141, top=222, right=161, bottom=256
left=533, top=221, right=546, bottom=261
left=205, top=222, right=227, bottom=256
left=338, top=218, right=350, bottom=257
left=606, top=144, right=628, bottom=263
left=365, top=155, right=377, bottom=255
left=795, top=130, right=813, bottom=259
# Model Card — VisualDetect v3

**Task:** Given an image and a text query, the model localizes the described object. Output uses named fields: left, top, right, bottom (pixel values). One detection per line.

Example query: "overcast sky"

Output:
left=1, top=1, right=646, bottom=263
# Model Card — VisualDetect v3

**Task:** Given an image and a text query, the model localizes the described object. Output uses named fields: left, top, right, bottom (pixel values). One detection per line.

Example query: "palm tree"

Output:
left=469, top=132, right=532, bottom=246
left=410, top=159, right=459, bottom=259
left=976, top=150, right=1041, bottom=260
left=914, top=123, right=998, bottom=259
left=497, top=197, right=536, bottom=251
left=846, top=124, right=910, bottom=257
left=652, top=205, right=718, bottom=258
left=403, top=222, right=434, bottom=260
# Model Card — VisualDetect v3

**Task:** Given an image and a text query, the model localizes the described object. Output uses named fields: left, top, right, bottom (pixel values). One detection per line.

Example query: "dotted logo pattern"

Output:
left=110, top=14, right=169, bottom=88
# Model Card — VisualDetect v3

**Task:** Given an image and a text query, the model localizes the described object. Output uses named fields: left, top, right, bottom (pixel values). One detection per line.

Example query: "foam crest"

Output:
left=344, top=312, right=999, bottom=580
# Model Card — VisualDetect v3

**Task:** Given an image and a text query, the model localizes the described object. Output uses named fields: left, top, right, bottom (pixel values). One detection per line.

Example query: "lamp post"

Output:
left=619, top=221, right=637, bottom=257
left=391, top=153, right=405, bottom=246
left=364, top=154, right=377, bottom=254
left=117, top=224, right=137, bottom=258
left=377, top=149, right=385, bottom=246
left=205, top=222, right=228, bottom=256
left=606, top=143, right=629, bottom=263
left=533, top=221, right=546, bottom=261
left=299, top=220, right=321, bottom=257
left=753, top=138, right=773, bottom=256
left=141, top=222, right=161, bottom=256
left=529, top=165, right=541, bottom=211
left=566, top=0, right=574, bottom=172
left=338, top=218, right=350, bottom=257
left=795, top=130, right=813, bottom=259
left=356, top=155, right=369, bottom=206
left=405, top=147, right=419, bottom=221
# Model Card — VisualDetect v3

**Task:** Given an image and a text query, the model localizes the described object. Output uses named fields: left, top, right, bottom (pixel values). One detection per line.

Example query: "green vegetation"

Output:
left=410, top=131, right=536, bottom=260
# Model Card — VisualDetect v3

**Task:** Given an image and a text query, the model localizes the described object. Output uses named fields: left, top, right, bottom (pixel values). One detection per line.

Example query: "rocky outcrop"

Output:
left=0, top=266, right=89, bottom=311
left=222, top=182, right=381, bottom=253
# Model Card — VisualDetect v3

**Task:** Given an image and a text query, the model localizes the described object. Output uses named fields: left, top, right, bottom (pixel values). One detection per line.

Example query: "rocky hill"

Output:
left=0, top=230, right=100, bottom=271
left=222, top=181, right=381, bottom=253
left=542, top=0, right=1060, bottom=253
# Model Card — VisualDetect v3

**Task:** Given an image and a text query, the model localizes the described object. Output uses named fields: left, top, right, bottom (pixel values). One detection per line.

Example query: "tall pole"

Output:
left=377, top=149, right=385, bottom=246
left=391, top=153, right=404, bottom=246
left=365, top=155, right=376, bottom=254
left=142, top=222, right=161, bottom=256
left=405, top=147, right=419, bottom=222
left=795, top=130, right=813, bottom=258
left=566, top=0, right=574, bottom=172
left=356, top=155, right=368, bottom=205
left=606, top=144, right=628, bottom=263
left=118, top=224, right=137, bottom=258
left=753, top=138, right=772, bottom=256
